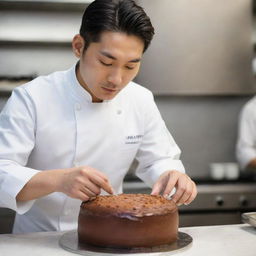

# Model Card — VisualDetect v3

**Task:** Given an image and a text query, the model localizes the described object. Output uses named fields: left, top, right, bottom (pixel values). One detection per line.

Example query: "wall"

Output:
left=137, top=0, right=255, bottom=95
left=155, top=95, right=252, bottom=179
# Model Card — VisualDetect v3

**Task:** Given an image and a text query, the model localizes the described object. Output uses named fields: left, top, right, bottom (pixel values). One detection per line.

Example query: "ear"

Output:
left=72, top=34, right=85, bottom=58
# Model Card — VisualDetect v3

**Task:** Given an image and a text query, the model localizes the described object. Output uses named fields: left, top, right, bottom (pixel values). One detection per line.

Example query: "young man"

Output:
left=0, top=0, right=197, bottom=233
left=236, top=96, right=256, bottom=172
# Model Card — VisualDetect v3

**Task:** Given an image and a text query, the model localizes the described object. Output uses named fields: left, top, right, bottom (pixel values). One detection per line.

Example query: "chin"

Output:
left=103, top=96, right=116, bottom=101
left=101, top=92, right=119, bottom=101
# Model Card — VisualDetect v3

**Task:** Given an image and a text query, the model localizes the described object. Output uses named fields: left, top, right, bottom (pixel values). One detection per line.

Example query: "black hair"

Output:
left=79, top=0, right=154, bottom=53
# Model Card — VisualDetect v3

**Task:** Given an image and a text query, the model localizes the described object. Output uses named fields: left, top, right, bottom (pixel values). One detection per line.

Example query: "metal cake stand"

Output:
left=59, top=230, right=193, bottom=255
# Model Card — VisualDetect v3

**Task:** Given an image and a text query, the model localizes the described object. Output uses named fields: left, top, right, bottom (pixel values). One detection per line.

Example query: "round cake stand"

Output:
left=59, top=230, right=193, bottom=255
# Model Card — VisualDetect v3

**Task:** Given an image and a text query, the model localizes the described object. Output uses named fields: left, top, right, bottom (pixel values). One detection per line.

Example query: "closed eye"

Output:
left=100, top=59, right=135, bottom=70
left=99, top=60, right=112, bottom=67
left=126, top=66, right=135, bottom=70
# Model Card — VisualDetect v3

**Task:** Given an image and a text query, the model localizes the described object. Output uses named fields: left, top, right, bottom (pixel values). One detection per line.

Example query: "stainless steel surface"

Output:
left=136, top=0, right=255, bottom=95
left=179, top=183, right=256, bottom=211
left=242, top=212, right=256, bottom=227
left=177, top=181, right=256, bottom=226
left=180, top=212, right=242, bottom=227
left=59, top=230, right=192, bottom=255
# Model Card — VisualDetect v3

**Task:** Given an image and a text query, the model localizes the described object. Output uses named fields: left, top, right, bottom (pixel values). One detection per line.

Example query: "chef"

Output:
left=0, top=0, right=197, bottom=233
left=236, top=96, right=256, bottom=172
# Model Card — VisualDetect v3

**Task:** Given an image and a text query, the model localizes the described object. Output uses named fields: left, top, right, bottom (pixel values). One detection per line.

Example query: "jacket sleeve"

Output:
left=0, top=87, right=40, bottom=214
left=135, top=92, right=185, bottom=187
left=236, top=101, right=256, bottom=170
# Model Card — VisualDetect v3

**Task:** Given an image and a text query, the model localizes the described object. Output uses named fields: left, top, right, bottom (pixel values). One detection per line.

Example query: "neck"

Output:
left=75, top=62, right=103, bottom=103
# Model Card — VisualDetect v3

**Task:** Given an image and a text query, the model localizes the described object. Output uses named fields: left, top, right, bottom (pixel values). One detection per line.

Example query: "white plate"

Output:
left=242, top=212, right=256, bottom=227
left=59, top=231, right=193, bottom=255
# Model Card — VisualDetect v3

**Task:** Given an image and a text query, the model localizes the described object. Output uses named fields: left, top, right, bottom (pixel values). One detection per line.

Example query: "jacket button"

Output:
left=75, top=103, right=81, bottom=111
left=73, top=161, right=79, bottom=167
left=64, top=209, right=70, bottom=216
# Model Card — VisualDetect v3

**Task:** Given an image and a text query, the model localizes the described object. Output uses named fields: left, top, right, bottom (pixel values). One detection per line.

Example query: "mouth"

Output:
left=101, top=87, right=118, bottom=93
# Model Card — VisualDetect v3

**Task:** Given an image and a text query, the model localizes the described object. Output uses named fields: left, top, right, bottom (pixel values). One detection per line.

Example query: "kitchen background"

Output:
left=0, top=0, right=256, bottom=232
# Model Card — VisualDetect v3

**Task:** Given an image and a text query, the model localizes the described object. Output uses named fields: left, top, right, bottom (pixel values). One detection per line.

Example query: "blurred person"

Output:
left=236, top=96, right=256, bottom=173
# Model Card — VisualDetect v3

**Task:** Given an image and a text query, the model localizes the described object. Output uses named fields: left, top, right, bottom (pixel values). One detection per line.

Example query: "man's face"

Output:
left=74, top=31, right=144, bottom=102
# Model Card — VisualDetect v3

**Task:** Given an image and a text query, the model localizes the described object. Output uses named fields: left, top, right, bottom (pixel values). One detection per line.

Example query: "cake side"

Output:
left=78, top=194, right=179, bottom=248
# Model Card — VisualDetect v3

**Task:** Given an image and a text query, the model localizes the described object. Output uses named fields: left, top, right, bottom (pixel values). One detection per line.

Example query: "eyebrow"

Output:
left=100, top=51, right=141, bottom=63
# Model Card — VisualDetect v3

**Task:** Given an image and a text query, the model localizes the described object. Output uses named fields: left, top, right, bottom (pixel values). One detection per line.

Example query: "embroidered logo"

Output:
left=125, top=135, right=143, bottom=144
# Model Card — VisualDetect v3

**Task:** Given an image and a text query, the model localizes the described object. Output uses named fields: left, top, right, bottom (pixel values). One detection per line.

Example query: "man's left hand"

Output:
left=151, top=170, right=197, bottom=206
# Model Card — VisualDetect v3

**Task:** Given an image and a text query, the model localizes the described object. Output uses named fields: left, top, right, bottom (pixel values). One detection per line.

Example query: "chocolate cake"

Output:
left=78, top=194, right=178, bottom=248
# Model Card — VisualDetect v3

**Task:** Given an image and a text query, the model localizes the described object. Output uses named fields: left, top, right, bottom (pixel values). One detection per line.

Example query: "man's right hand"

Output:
left=56, top=166, right=114, bottom=201
left=16, top=166, right=114, bottom=202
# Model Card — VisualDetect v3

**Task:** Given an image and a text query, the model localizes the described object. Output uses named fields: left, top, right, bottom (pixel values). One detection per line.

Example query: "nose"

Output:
left=107, top=68, right=122, bottom=87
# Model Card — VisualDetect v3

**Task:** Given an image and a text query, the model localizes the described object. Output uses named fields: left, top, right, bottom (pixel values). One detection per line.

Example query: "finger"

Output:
left=77, top=166, right=109, bottom=182
left=101, top=180, right=114, bottom=195
left=80, top=168, right=114, bottom=194
left=176, top=179, right=194, bottom=205
left=80, top=186, right=98, bottom=198
left=89, top=175, right=114, bottom=195
left=92, top=169, right=109, bottom=182
left=184, top=181, right=197, bottom=205
left=162, top=172, right=179, bottom=198
left=83, top=181, right=101, bottom=195
left=151, top=179, right=165, bottom=195
left=169, top=177, right=188, bottom=204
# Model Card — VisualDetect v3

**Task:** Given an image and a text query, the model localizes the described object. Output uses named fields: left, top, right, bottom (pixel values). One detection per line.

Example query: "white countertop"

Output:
left=0, top=224, right=255, bottom=256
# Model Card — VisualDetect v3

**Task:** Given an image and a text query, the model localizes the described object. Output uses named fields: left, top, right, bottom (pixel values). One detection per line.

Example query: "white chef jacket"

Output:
left=0, top=64, right=185, bottom=233
left=236, top=96, right=256, bottom=170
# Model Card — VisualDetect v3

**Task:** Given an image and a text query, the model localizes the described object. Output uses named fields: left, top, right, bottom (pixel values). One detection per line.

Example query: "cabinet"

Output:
left=0, top=208, right=15, bottom=234
left=0, top=0, right=92, bottom=80
left=136, top=0, right=255, bottom=95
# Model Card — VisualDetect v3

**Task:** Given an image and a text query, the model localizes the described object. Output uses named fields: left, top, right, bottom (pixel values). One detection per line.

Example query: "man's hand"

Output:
left=56, top=166, right=114, bottom=201
left=151, top=170, right=197, bottom=206
left=16, top=166, right=114, bottom=202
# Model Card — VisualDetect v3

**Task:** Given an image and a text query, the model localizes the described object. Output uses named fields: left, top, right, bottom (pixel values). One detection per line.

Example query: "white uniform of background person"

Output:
left=236, top=96, right=256, bottom=170
left=0, top=64, right=185, bottom=233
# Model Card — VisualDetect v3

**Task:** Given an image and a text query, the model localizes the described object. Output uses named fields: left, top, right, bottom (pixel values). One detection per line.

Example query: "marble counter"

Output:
left=0, top=224, right=255, bottom=256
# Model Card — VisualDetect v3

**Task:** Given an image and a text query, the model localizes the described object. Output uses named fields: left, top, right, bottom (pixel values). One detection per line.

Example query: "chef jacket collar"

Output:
left=68, top=62, right=111, bottom=104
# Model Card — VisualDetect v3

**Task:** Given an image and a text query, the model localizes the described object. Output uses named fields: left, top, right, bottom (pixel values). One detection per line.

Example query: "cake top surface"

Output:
left=80, top=194, right=177, bottom=218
